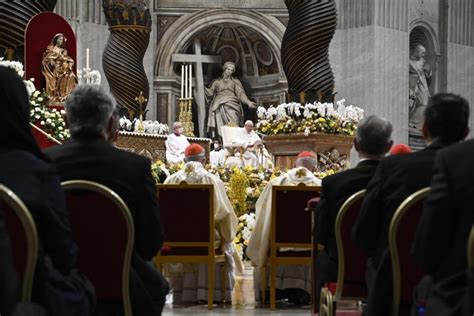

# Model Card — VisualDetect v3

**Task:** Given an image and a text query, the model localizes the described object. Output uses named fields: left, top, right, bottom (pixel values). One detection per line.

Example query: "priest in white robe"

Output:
left=232, top=120, right=272, bottom=167
left=165, top=122, right=190, bottom=164
left=163, top=143, right=243, bottom=303
left=246, top=151, right=321, bottom=303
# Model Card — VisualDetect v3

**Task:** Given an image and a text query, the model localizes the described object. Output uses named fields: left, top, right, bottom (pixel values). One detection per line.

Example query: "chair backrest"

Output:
left=157, top=183, right=214, bottom=250
left=61, top=180, right=134, bottom=316
left=389, top=187, right=430, bottom=316
left=221, top=126, right=242, bottom=149
left=469, top=225, right=474, bottom=269
left=334, top=189, right=367, bottom=299
left=271, top=184, right=320, bottom=250
left=0, top=184, right=38, bottom=302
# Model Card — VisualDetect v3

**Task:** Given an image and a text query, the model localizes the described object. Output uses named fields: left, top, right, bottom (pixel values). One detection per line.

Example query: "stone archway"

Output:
left=153, top=9, right=287, bottom=135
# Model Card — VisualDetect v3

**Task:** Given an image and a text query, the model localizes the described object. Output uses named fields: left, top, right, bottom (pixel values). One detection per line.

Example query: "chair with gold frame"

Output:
left=389, top=187, right=430, bottom=316
left=468, top=225, right=474, bottom=314
left=469, top=225, right=474, bottom=269
left=261, top=183, right=320, bottom=310
left=61, top=180, right=134, bottom=316
left=1, top=184, right=39, bottom=302
left=318, top=190, right=367, bottom=316
left=154, top=182, right=227, bottom=310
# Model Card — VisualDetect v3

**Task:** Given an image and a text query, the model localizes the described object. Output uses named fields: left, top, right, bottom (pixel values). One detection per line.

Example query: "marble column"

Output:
left=330, top=0, right=409, bottom=145
left=102, top=0, right=152, bottom=119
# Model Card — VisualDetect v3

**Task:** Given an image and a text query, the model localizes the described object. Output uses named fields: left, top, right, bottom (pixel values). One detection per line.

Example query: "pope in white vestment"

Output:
left=246, top=151, right=321, bottom=302
left=232, top=120, right=272, bottom=167
left=165, top=122, right=190, bottom=164
left=164, top=143, right=243, bottom=303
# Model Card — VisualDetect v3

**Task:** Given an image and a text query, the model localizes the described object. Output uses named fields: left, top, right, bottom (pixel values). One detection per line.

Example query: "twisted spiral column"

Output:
left=102, top=0, right=151, bottom=119
left=281, top=0, right=337, bottom=103
left=0, top=1, right=57, bottom=49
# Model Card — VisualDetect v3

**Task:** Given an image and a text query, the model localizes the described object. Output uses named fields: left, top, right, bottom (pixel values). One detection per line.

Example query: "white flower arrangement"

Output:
left=0, top=58, right=37, bottom=97
left=119, top=116, right=170, bottom=135
left=256, top=100, right=364, bottom=136
left=234, top=212, right=257, bottom=260
left=77, top=68, right=101, bottom=85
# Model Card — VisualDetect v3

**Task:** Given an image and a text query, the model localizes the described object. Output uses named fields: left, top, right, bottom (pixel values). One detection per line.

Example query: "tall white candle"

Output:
left=86, top=48, right=90, bottom=70
left=189, top=64, right=193, bottom=99
left=181, top=65, right=184, bottom=98
left=184, top=65, right=188, bottom=99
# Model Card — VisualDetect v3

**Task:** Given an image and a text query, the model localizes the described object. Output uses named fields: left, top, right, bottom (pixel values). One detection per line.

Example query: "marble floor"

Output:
left=162, top=264, right=312, bottom=315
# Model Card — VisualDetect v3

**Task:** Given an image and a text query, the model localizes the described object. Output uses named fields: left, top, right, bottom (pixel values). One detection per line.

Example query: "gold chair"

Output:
left=1, top=184, right=38, bottom=303
left=389, top=187, right=430, bottom=316
left=154, top=182, right=226, bottom=310
left=61, top=180, right=134, bottom=316
left=262, top=183, right=320, bottom=310
left=469, top=225, right=474, bottom=269
left=318, top=190, right=367, bottom=316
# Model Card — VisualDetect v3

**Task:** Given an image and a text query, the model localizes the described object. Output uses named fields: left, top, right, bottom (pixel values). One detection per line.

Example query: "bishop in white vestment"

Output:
left=165, top=122, right=190, bottom=164
left=164, top=143, right=243, bottom=303
left=246, top=151, right=321, bottom=302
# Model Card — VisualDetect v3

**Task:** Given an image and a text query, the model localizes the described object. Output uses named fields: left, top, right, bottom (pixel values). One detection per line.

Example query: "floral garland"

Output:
left=256, top=99, right=364, bottom=136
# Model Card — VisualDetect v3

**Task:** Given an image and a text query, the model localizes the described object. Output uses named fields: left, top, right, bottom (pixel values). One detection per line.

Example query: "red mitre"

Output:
left=184, top=143, right=204, bottom=156
left=390, top=144, right=412, bottom=155
left=297, top=151, right=317, bottom=159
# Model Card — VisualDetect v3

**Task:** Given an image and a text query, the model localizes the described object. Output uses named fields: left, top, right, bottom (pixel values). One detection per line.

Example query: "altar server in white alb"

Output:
left=163, top=143, right=243, bottom=303
left=165, top=121, right=190, bottom=164
left=232, top=120, right=272, bottom=167
left=246, top=151, right=321, bottom=303
left=210, top=138, right=226, bottom=167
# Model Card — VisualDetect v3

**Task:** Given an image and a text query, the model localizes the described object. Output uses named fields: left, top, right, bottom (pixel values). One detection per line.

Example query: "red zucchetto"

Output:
left=390, top=144, right=412, bottom=155
left=297, top=151, right=317, bottom=159
left=184, top=143, right=205, bottom=157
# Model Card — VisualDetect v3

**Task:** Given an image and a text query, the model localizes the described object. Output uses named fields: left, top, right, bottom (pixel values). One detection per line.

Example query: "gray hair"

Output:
left=356, top=115, right=393, bottom=156
left=295, top=156, right=318, bottom=171
left=65, top=85, right=116, bottom=138
left=172, top=121, right=182, bottom=130
left=184, top=153, right=205, bottom=162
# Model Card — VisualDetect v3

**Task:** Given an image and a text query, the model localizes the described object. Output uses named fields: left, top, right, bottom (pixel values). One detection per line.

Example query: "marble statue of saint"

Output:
left=42, top=33, right=77, bottom=103
left=206, top=61, right=256, bottom=138
left=409, top=44, right=432, bottom=130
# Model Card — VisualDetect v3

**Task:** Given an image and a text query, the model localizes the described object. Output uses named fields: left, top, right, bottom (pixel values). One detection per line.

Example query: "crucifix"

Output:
left=172, top=38, right=222, bottom=137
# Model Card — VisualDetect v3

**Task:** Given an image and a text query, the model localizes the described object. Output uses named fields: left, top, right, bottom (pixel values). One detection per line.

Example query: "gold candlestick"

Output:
left=178, top=97, right=195, bottom=137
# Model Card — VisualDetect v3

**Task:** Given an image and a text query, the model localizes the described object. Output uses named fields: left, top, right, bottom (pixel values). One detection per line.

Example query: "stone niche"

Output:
left=153, top=9, right=287, bottom=137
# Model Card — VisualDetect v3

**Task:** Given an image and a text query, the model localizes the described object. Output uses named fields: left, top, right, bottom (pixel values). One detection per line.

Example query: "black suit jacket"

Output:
left=413, top=139, right=474, bottom=315
left=0, top=149, right=78, bottom=307
left=0, top=210, right=19, bottom=315
left=351, top=141, right=445, bottom=316
left=315, top=159, right=379, bottom=265
left=45, top=138, right=164, bottom=262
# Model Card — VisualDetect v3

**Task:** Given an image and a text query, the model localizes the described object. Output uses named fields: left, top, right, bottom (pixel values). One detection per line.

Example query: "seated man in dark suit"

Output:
left=45, top=85, right=168, bottom=315
left=352, top=93, right=470, bottom=316
left=413, top=137, right=473, bottom=316
left=313, top=115, right=393, bottom=301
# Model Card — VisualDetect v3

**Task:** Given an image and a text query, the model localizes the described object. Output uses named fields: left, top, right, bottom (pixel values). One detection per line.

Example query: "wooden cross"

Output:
left=172, top=38, right=222, bottom=137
